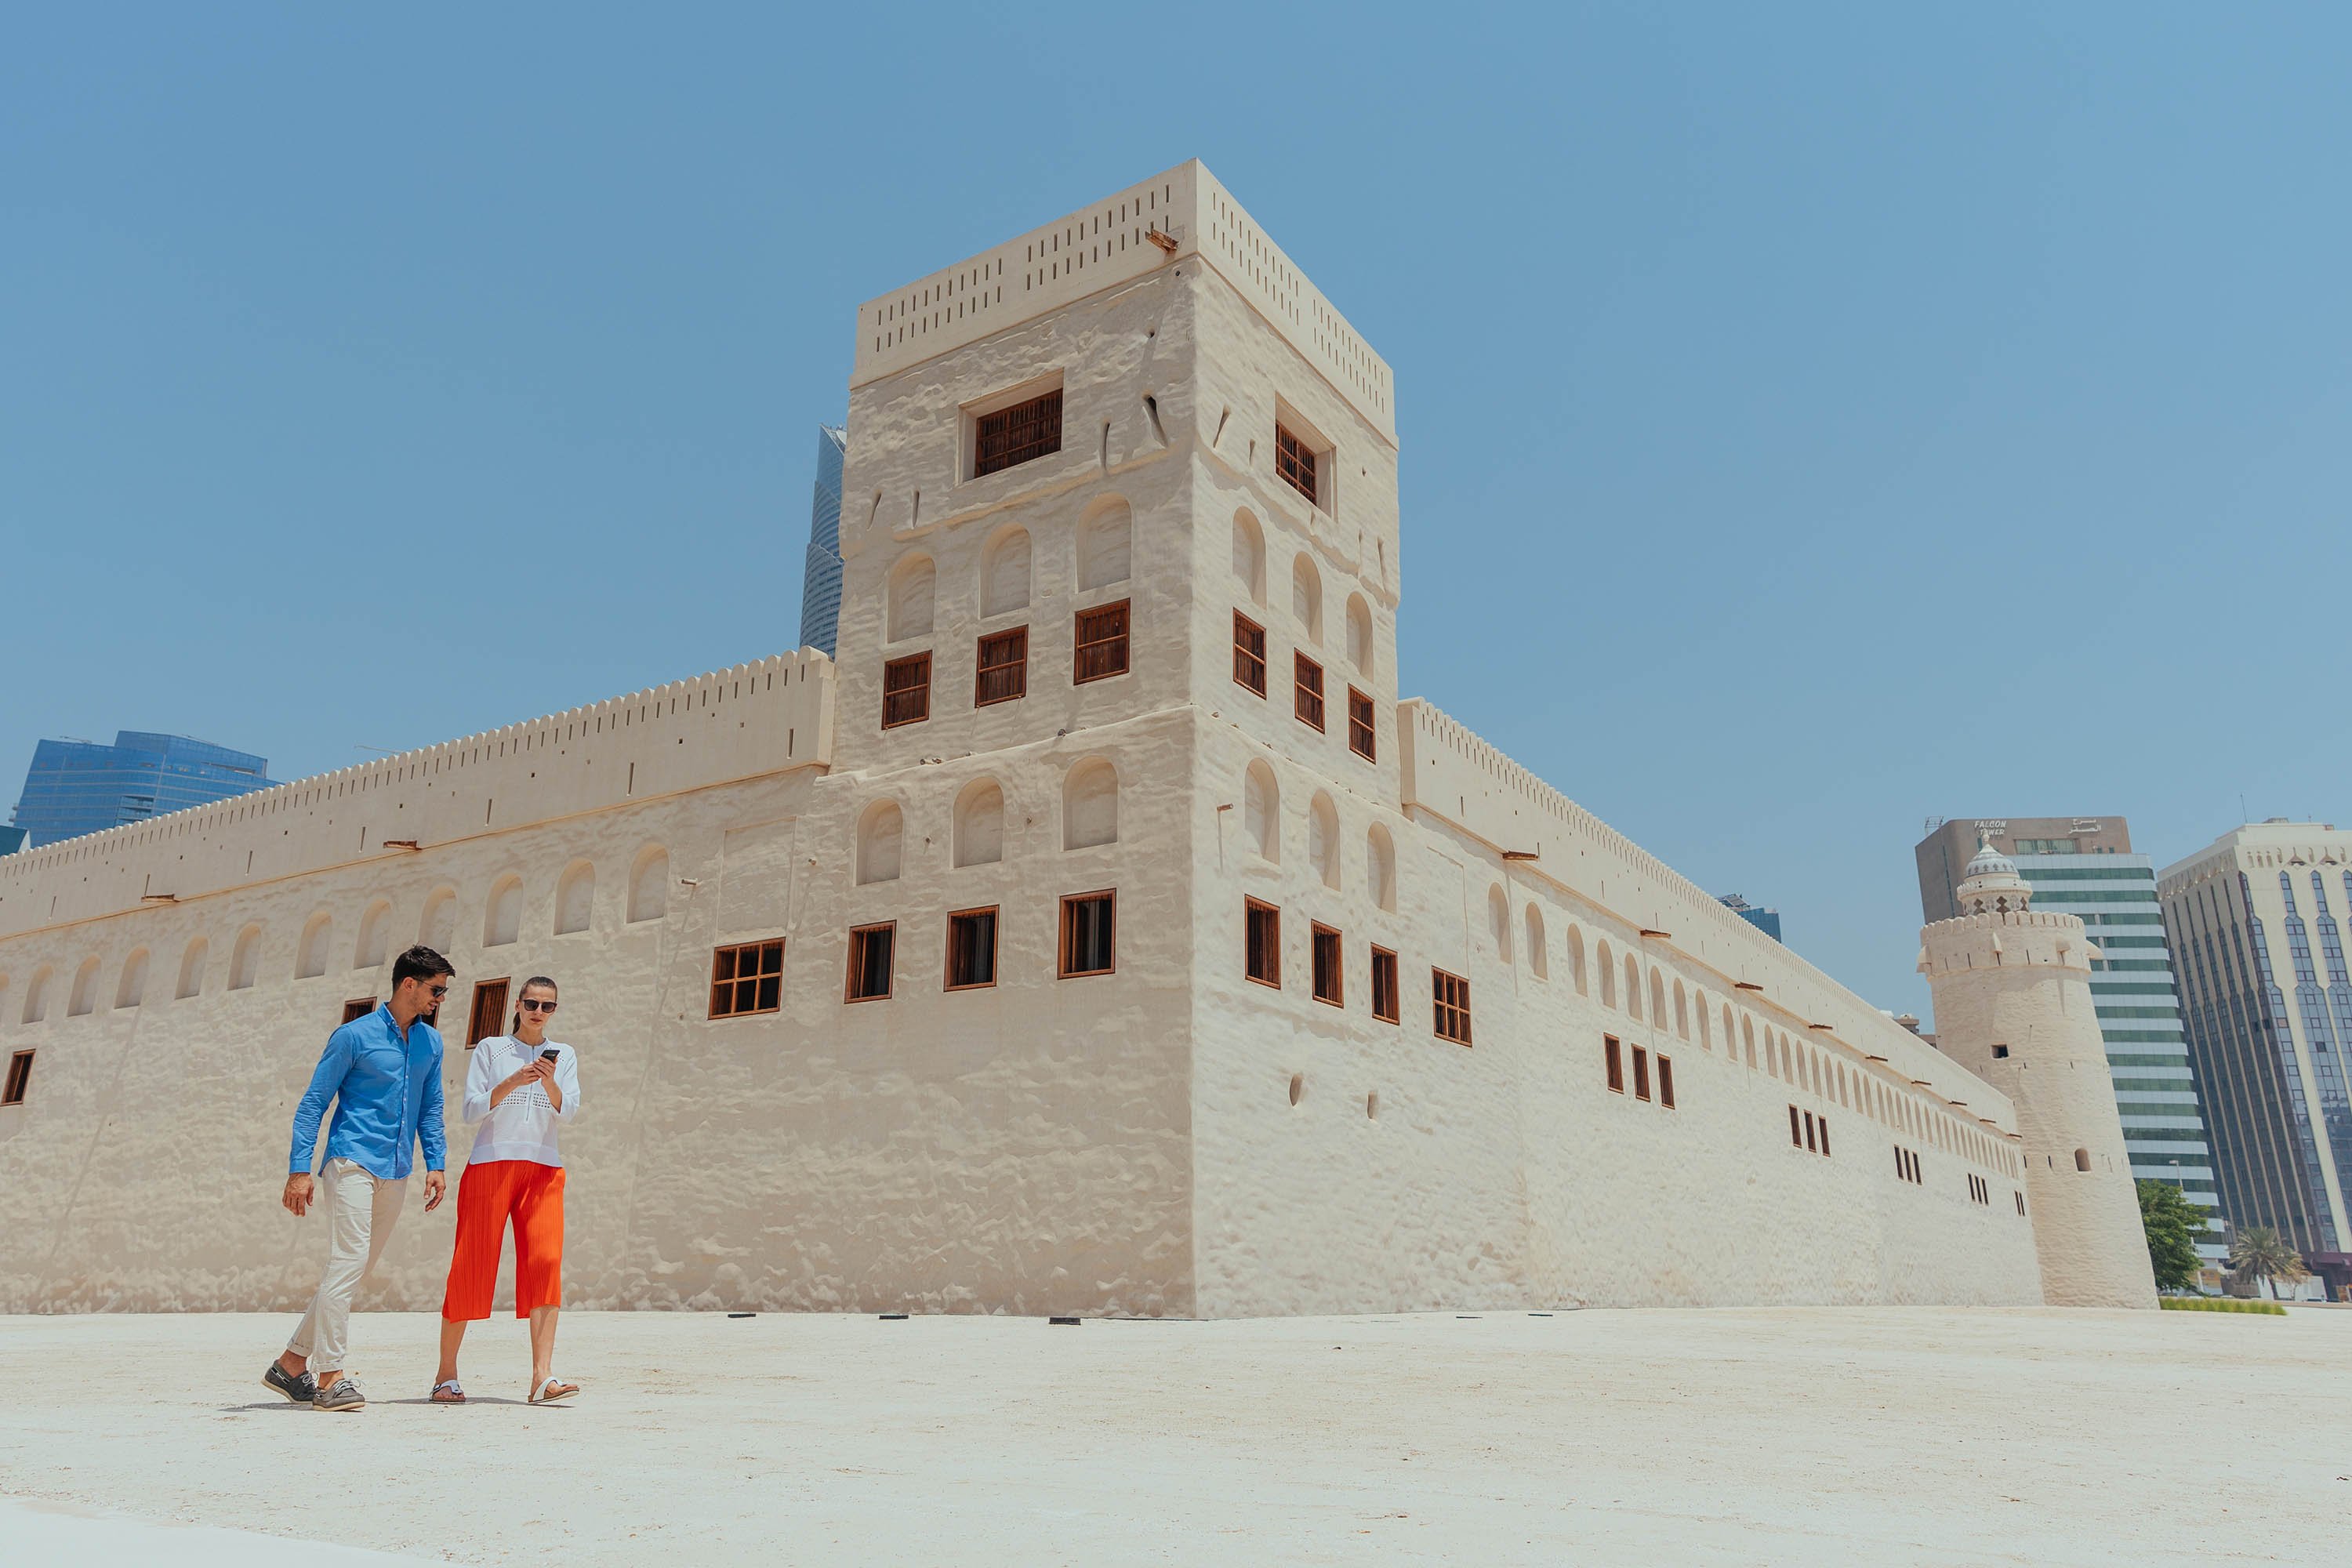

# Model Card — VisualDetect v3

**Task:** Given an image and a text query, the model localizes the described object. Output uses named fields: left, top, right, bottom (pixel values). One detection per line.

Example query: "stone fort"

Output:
left=0, top=162, right=2151, bottom=1316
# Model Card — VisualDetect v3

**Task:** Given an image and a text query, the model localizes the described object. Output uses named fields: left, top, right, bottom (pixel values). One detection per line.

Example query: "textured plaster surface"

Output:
left=3, top=1307, right=2345, bottom=1566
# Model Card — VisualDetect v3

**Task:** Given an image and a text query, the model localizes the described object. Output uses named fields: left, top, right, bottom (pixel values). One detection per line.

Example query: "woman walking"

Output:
left=432, top=976, right=581, bottom=1405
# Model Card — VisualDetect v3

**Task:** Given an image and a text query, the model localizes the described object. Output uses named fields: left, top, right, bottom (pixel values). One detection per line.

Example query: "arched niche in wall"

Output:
left=627, top=847, right=670, bottom=923
left=176, top=937, right=209, bottom=1000
left=980, top=526, right=1033, bottom=618
left=1345, top=593, right=1374, bottom=677
left=887, top=553, right=936, bottom=642
left=1367, top=824, right=1397, bottom=913
left=229, top=927, right=263, bottom=992
left=1243, top=760, right=1279, bottom=862
left=1566, top=925, right=1587, bottom=995
left=296, top=913, right=334, bottom=980
left=1650, top=971, right=1667, bottom=1031
left=21, top=966, right=51, bottom=1023
left=484, top=876, right=524, bottom=949
left=419, top=887, right=458, bottom=954
left=956, top=778, right=1007, bottom=867
left=1489, top=885, right=1512, bottom=963
left=1063, top=758, right=1120, bottom=850
left=1526, top=906, right=1548, bottom=979
left=857, top=800, right=904, bottom=884
left=1291, top=554, right=1323, bottom=644
left=354, top=899, right=393, bottom=971
left=1077, top=494, right=1134, bottom=593
left=1232, top=509, right=1266, bottom=606
left=555, top=860, right=596, bottom=935
left=68, top=956, right=101, bottom=1017
left=115, top=948, right=149, bottom=1010
left=1597, top=941, right=1616, bottom=1007
left=1308, top=793, right=1341, bottom=890
left=1672, top=981, right=1688, bottom=1039
left=1624, top=956, right=1642, bottom=1021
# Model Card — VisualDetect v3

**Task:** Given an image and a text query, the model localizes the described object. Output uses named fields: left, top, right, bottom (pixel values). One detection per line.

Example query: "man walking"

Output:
left=264, top=944, right=453, bottom=1411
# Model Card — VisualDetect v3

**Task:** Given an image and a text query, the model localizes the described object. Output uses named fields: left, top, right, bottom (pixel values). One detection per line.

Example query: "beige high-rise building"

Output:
left=2159, top=821, right=2352, bottom=1299
left=1919, top=837, right=2157, bottom=1307
left=0, top=163, right=2145, bottom=1317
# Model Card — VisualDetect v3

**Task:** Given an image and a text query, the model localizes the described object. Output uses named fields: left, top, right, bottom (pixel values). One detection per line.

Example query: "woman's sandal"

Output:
left=529, top=1376, right=579, bottom=1404
left=430, top=1380, right=466, bottom=1404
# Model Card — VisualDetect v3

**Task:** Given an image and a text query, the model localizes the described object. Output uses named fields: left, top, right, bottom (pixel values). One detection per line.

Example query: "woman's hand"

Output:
left=488, top=1058, right=555, bottom=1110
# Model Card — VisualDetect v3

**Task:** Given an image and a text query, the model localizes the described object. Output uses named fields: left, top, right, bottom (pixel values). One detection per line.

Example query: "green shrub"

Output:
left=2159, top=1295, right=2285, bottom=1316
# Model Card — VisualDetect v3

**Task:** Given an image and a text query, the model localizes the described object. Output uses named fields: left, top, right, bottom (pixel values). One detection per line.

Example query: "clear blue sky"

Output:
left=5, top=5, right=2347, bottom=1020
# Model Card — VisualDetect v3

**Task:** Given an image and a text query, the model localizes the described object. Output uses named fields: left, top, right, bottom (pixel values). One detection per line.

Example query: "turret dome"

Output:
left=1955, top=831, right=2032, bottom=915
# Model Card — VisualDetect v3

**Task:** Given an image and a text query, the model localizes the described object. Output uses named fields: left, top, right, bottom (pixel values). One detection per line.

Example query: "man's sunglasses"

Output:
left=425, top=983, right=452, bottom=1000
left=519, top=999, right=559, bottom=1014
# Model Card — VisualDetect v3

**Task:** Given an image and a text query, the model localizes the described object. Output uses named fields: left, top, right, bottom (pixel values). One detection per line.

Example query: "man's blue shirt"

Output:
left=288, top=1004, right=446, bottom=1179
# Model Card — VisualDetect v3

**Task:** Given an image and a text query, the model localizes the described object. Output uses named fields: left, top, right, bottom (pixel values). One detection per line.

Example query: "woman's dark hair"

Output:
left=512, top=975, right=559, bottom=1034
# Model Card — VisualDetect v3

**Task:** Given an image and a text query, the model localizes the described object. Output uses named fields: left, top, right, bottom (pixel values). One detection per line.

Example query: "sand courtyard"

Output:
left=0, top=1305, right=2342, bottom=1566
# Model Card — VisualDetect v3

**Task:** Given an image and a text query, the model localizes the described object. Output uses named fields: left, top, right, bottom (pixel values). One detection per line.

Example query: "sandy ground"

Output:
left=0, top=1306, right=2343, bottom=1566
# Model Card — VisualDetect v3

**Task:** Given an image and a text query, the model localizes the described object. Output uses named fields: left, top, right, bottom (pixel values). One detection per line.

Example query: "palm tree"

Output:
left=2227, top=1227, right=2309, bottom=1300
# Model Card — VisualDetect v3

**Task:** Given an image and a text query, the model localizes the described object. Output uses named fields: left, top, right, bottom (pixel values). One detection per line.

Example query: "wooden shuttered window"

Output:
left=1233, top=612, right=1267, bottom=695
left=1245, top=898, right=1282, bottom=988
left=2, top=1050, right=32, bottom=1107
left=1275, top=423, right=1318, bottom=504
left=974, top=389, right=1062, bottom=477
left=1370, top=946, right=1399, bottom=1024
left=975, top=628, right=1028, bottom=706
left=1294, top=653, right=1325, bottom=731
left=709, top=942, right=782, bottom=1020
left=945, top=907, right=999, bottom=990
left=1658, top=1054, right=1676, bottom=1109
left=1605, top=1034, right=1624, bottom=1093
left=342, top=997, right=378, bottom=1025
left=1059, top=891, right=1116, bottom=977
left=467, top=978, right=510, bottom=1044
left=1432, top=967, right=1472, bottom=1045
left=1073, top=601, right=1131, bottom=684
left=1347, top=688, right=1375, bottom=760
left=883, top=653, right=931, bottom=728
left=1310, top=923, right=1343, bottom=1007
left=846, top=924, right=895, bottom=1003
left=1632, top=1045, right=1652, bottom=1102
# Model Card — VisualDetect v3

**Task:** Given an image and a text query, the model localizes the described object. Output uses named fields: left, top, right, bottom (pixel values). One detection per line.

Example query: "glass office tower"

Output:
left=797, top=424, right=848, bottom=657
left=9, top=731, right=277, bottom=847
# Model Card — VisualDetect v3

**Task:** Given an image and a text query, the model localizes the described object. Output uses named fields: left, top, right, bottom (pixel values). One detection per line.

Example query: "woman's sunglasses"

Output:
left=519, top=999, right=559, bottom=1014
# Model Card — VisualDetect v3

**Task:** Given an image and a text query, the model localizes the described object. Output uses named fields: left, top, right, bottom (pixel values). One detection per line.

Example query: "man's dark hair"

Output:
left=392, top=945, right=456, bottom=988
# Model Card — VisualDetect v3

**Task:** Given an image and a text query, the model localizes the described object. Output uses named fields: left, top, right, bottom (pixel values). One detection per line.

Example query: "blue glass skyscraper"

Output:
left=9, top=731, right=278, bottom=847
left=797, top=424, right=848, bottom=657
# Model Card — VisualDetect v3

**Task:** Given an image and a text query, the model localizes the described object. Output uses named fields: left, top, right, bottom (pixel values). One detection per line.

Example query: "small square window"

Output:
left=1275, top=421, right=1319, bottom=506
left=1347, top=688, right=1375, bottom=760
left=1370, top=946, right=1399, bottom=1024
left=1246, top=898, right=1282, bottom=988
left=1992, top=1044, right=2010, bottom=1059
left=1060, top=890, right=1116, bottom=978
left=2, top=1049, right=32, bottom=1107
left=1233, top=612, right=1267, bottom=696
left=708, top=943, right=782, bottom=1020
left=468, top=978, right=510, bottom=1044
left=1632, top=1045, right=1651, bottom=1102
left=1606, top=1034, right=1624, bottom=1093
left=883, top=653, right=931, bottom=728
left=1294, top=653, right=1325, bottom=731
left=975, top=628, right=1028, bottom=707
left=845, top=924, right=895, bottom=1003
left=1074, top=601, right=1130, bottom=684
left=1311, top=923, right=1343, bottom=1007
left=1658, top=1054, right=1675, bottom=1109
left=946, top=907, right=999, bottom=990
left=1432, top=967, right=1472, bottom=1045
left=342, top=997, right=378, bottom=1026
left=974, top=387, right=1062, bottom=478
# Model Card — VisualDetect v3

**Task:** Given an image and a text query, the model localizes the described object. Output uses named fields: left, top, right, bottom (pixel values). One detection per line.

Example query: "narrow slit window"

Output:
left=882, top=653, right=931, bottom=728
left=1818, top=1116, right=1830, bottom=1156
left=975, top=628, right=1028, bottom=706
left=1804, top=1110, right=1817, bottom=1152
left=1311, top=923, right=1343, bottom=1007
left=1432, top=967, right=1472, bottom=1045
left=1233, top=612, right=1267, bottom=695
left=1246, top=898, right=1282, bottom=988
left=1073, top=601, right=1130, bottom=684
left=945, top=907, right=1000, bottom=990
left=1370, top=946, right=1399, bottom=1024
left=1658, top=1054, right=1675, bottom=1109
left=1605, top=1034, right=1624, bottom=1093
left=1790, top=1105, right=1803, bottom=1147
left=1632, top=1045, right=1651, bottom=1102
left=468, top=978, right=510, bottom=1044
left=1059, top=890, right=1116, bottom=978
left=1275, top=422, right=1318, bottom=504
left=708, top=942, right=782, bottom=1020
left=974, top=387, right=1062, bottom=477
left=846, top=924, right=895, bottom=1002
left=1294, top=653, right=1325, bottom=731
left=2, top=1049, right=31, bottom=1107
left=1347, top=688, right=1375, bottom=760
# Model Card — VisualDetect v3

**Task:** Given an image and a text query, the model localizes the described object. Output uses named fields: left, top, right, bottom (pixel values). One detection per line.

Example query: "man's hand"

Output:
left=283, top=1172, right=314, bottom=1217
left=423, top=1169, right=447, bottom=1211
